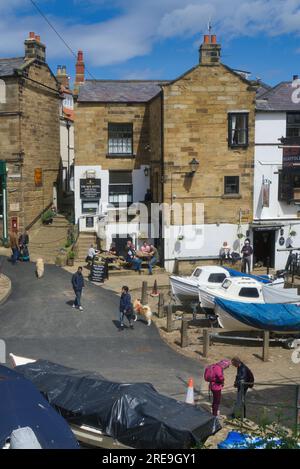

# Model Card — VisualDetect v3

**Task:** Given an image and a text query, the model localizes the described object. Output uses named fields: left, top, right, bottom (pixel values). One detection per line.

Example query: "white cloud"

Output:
left=0, top=0, right=300, bottom=66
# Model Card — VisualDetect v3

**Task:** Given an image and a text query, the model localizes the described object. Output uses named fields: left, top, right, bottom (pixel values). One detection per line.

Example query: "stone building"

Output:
left=74, top=35, right=257, bottom=271
left=0, top=32, right=61, bottom=241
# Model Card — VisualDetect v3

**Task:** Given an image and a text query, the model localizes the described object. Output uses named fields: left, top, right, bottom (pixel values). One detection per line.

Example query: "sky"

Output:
left=1, top=0, right=300, bottom=85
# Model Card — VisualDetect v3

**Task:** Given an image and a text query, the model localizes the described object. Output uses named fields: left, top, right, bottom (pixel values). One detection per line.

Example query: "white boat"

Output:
left=199, top=277, right=265, bottom=312
left=169, top=266, right=230, bottom=305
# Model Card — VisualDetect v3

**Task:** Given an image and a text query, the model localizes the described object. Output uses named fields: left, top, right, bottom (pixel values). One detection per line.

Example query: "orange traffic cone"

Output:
left=185, top=378, right=195, bottom=404
left=150, top=279, right=159, bottom=297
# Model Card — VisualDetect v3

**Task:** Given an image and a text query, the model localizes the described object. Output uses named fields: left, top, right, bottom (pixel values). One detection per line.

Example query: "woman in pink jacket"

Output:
left=209, top=359, right=231, bottom=416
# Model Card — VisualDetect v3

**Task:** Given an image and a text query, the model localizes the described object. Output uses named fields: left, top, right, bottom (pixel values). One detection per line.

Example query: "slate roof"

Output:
left=0, top=57, right=25, bottom=77
left=256, top=81, right=300, bottom=111
left=256, top=81, right=272, bottom=98
left=77, top=80, right=169, bottom=103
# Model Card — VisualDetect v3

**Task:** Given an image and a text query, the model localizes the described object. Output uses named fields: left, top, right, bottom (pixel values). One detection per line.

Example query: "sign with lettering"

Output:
left=80, top=178, right=101, bottom=199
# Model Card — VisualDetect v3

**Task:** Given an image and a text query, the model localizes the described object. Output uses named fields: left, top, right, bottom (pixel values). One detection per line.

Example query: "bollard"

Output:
left=203, top=329, right=210, bottom=358
left=166, top=304, right=173, bottom=332
left=262, top=330, right=270, bottom=362
left=158, top=292, right=165, bottom=318
left=181, top=318, right=189, bottom=348
left=141, top=281, right=148, bottom=305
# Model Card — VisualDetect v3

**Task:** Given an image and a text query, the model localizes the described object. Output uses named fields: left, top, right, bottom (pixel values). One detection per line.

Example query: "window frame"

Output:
left=108, top=171, right=133, bottom=207
left=224, top=176, right=240, bottom=195
left=108, top=123, right=134, bottom=157
left=228, top=112, right=249, bottom=148
left=286, top=112, right=300, bottom=138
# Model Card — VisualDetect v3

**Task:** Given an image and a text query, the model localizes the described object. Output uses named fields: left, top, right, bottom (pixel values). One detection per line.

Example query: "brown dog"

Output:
left=133, top=298, right=152, bottom=326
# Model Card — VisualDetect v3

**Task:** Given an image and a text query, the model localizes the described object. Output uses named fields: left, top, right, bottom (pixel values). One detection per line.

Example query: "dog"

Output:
left=133, top=298, right=152, bottom=326
left=36, top=258, right=44, bottom=279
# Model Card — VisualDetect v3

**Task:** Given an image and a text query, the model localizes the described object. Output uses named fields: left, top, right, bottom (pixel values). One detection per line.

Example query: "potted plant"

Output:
left=289, top=230, right=297, bottom=237
left=41, top=209, right=55, bottom=225
left=67, top=250, right=75, bottom=266
left=237, top=233, right=244, bottom=239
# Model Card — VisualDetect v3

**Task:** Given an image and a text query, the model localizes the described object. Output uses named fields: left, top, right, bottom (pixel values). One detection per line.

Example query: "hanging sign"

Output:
left=262, top=179, right=270, bottom=207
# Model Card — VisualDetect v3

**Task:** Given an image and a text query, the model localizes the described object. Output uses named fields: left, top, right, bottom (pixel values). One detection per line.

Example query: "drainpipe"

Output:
left=66, top=119, right=71, bottom=192
left=0, top=161, right=8, bottom=244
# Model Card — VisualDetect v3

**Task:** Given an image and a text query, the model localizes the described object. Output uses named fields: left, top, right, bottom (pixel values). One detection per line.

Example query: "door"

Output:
left=253, top=230, right=276, bottom=268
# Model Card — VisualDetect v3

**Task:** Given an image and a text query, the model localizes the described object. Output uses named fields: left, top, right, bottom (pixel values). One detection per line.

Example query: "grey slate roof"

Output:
left=256, top=81, right=300, bottom=111
left=256, top=81, right=272, bottom=98
left=77, top=80, right=169, bottom=103
left=0, top=57, right=25, bottom=77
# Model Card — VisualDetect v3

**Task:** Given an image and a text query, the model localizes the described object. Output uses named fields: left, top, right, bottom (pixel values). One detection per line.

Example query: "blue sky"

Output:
left=1, top=0, right=300, bottom=85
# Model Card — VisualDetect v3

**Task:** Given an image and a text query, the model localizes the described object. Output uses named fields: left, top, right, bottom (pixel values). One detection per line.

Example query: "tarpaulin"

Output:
left=0, top=365, right=79, bottom=449
left=224, top=268, right=271, bottom=284
left=215, top=298, right=300, bottom=331
left=16, top=360, right=221, bottom=449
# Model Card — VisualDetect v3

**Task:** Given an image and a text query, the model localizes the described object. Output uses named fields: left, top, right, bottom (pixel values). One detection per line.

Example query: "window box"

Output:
left=228, top=113, right=249, bottom=147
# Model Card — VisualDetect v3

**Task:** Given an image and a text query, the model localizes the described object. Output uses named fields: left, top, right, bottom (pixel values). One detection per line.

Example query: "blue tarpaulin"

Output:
left=215, top=298, right=300, bottom=331
left=0, top=365, right=79, bottom=449
left=218, top=431, right=283, bottom=449
left=224, top=268, right=271, bottom=284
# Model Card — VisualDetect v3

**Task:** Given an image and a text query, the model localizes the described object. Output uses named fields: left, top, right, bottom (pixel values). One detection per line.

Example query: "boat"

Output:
left=199, top=277, right=265, bottom=312
left=214, top=298, right=300, bottom=332
left=170, top=266, right=230, bottom=305
left=11, top=355, right=221, bottom=449
left=0, top=363, right=79, bottom=449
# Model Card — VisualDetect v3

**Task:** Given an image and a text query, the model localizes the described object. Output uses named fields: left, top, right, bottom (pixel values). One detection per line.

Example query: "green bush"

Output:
left=68, top=250, right=75, bottom=260
left=41, top=209, right=55, bottom=223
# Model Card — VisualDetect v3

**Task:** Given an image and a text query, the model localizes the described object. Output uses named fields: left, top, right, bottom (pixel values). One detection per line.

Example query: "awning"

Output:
left=251, top=223, right=283, bottom=232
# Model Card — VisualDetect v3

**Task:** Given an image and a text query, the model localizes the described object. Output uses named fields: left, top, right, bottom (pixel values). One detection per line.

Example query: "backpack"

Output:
left=204, top=364, right=220, bottom=383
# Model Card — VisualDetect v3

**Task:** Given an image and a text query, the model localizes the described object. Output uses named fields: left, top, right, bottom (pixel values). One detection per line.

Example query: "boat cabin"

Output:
left=217, top=277, right=264, bottom=302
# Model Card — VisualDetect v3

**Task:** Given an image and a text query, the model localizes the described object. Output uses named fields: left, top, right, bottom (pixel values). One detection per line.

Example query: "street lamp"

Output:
left=189, top=158, right=199, bottom=175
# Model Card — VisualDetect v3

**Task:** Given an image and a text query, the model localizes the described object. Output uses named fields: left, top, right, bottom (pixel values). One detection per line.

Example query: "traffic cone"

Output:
left=185, top=378, right=195, bottom=404
left=150, top=279, right=159, bottom=297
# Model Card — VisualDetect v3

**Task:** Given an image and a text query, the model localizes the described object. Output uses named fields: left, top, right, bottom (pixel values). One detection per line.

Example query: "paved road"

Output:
left=0, top=257, right=203, bottom=398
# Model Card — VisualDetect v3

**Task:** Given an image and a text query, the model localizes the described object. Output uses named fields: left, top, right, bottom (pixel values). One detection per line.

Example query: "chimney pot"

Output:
left=29, top=32, right=35, bottom=39
left=211, top=35, right=217, bottom=44
left=204, top=35, right=210, bottom=44
left=77, top=50, right=83, bottom=61
left=35, top=35, right=41, bottom=42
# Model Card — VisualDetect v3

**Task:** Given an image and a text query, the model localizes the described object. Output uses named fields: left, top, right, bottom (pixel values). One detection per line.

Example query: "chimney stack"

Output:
left=74, top=50, right=85, bottom=91
left=24, top=32, right=46, bottom=63
left=199, top=34, right=221, bottom=65
left=56, top=64, right=70, bottom=89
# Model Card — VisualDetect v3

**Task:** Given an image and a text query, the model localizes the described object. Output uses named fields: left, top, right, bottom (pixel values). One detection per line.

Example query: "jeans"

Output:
left=241, top=256, right=251, bottom=274
left=74, top=289, right=82, bottom=307
left=148, top=256, right=158, bottom=274
left=11, top=247, right=19, bottom=264
left=119, top=310, right=133, bottom=327
left=233, top=386, right=248, bottom=418
left=131, top=258, right=142, bottom=272
left=212, top=389, right=222, bottom=416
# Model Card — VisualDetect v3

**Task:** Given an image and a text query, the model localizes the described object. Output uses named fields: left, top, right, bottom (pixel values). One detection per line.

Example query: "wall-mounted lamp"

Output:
left=144, top=167, right=149, bottom=177
left=188, top=158, right=199, bottom=176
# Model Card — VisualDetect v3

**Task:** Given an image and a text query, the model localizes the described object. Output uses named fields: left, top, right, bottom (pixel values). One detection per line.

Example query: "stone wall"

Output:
left=148, top=94, right=162, bottom=203
left=75, top=102, right=151, bottom=171
left=162, top=64, right=256, bottom=225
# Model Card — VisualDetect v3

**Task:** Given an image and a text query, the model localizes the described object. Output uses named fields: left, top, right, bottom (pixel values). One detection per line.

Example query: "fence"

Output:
left=238, top=381, right=300, bottom=434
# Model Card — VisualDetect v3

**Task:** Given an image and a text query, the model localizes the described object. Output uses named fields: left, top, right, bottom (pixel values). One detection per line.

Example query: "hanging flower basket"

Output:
left=177, top=235, right=184, bottom=241
left=237, top=233, right=244, bottom=239
left=289, top=230, right=297, bottom=237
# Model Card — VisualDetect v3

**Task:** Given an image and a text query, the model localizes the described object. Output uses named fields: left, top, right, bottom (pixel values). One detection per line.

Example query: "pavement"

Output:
left=0, top=256, right=202, bottom=399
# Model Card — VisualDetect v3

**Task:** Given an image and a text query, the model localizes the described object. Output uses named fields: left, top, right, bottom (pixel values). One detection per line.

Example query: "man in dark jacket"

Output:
left=119, top=286, right=134, bottom=330
left=241, top=239, right=253, bottom=274
left=231, top=356, right=254, bottom=418
left=72, top=267, right=85, bottom=311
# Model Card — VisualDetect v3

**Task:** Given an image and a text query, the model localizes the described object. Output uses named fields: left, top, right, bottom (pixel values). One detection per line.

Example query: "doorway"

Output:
left=253, top=229, right=276, bottom=268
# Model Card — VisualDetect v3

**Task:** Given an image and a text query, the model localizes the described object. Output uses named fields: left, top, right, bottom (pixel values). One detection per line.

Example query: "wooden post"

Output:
left=181, top=318, right=189, bottom=348
left=166, top=304, right=173, bottom=332
left=158, top=293, right=165, bottom=318
left=141, top=281, right=148, bottom=305
left=174, top=259, right=179, bottom=276
left=203, top=329, right=210, bottom=358
left=262, top=330, right=269, bottom=362
left=266, top=257, right=270, bottom=276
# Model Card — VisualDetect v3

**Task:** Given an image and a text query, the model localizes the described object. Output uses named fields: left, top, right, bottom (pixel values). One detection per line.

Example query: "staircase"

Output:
left=29, top=214, right=72, bottom=264
left=75, top=233, right=97, bottom=262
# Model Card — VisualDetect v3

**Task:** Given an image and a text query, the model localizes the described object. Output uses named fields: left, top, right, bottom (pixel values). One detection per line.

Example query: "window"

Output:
left=286, top=113, right=300, bottom=137
left=222, top=279, right=232, bottom=289
left=224, top=176, right=239, bottom=195
left=193, top=269, right=202, bottom=278
left=238, top=287, right=260, bottom=298
left=108, top=123, right=133, bottom=156
left=208, top=273, right=227, bottom=283
left=82, top=200, right=99, bottom=214
left=109, top=171, right=133, bottom=206
left=228, top=113, right=248, bottom=147
left=278, top=169, right=300, bottom=203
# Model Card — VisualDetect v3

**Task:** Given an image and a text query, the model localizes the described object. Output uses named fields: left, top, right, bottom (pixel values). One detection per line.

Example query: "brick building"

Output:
left=74, top=35, right=257, bottom=271
left=0, top=32, right=61, bottom=241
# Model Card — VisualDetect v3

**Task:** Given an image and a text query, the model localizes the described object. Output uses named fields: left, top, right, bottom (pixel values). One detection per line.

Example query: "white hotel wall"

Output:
left=164, top=223, right=249, bottom=272
left=74, top=165, right=149, bottom=233
left=254, top=112, right=300, bottom=270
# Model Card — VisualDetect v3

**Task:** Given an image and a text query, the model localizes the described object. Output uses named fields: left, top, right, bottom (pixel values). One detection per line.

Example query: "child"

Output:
left=119, top=286, right=134, bottom=330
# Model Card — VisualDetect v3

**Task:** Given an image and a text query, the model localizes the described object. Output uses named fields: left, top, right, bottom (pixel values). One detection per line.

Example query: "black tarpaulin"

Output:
left=16, top=360, right=221, bottom=449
